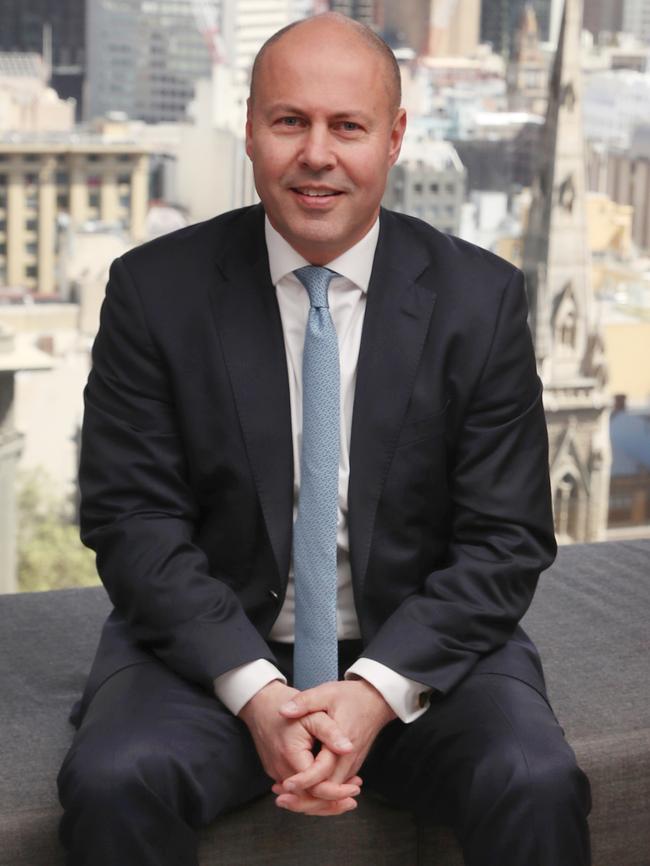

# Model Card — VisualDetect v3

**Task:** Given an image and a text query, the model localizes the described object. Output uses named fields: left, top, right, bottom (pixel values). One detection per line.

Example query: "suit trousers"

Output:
left=57, top=640, right=591, bottom=866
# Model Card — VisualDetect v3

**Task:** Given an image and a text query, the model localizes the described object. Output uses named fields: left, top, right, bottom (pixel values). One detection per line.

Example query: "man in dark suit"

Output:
left=58, top=12, right=591, bottom=866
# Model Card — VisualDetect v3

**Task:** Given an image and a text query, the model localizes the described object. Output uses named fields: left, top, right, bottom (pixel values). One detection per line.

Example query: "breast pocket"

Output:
left=396, top=400, right=450, bottom=448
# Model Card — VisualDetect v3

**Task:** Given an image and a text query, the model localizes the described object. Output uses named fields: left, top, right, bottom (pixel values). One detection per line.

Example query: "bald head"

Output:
left=249, top=13, right=402, bottom=117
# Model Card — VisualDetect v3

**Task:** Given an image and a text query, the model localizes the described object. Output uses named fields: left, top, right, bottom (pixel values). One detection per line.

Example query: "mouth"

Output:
left=290, top=186, right=343, bottom=206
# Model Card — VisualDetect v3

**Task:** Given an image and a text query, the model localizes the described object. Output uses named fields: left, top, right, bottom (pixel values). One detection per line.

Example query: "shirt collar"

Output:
left=265, top=214, right=379, bottom=294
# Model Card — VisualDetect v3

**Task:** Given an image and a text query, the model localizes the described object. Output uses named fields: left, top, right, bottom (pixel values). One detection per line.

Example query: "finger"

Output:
left=275, top=792, right=358, bottom=816
left=280, top=744, right=337, bottom=791
left=301, top=710, right=353, bottom=754
left=307, top=779, right=361, bottom=801
left=279, top=684, right=333, bottom=718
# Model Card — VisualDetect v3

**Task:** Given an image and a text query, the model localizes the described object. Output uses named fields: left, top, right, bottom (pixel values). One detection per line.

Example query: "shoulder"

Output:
left=380, top=208, right=519, bottom=287
left=118, top=204, right=263, bottom=284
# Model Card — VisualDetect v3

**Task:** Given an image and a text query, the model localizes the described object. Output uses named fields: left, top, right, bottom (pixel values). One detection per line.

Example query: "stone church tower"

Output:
left=522, top=0, right=611, bottom=542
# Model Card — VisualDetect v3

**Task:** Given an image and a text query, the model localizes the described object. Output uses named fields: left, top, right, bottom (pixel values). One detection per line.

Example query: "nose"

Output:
left=298, top=124, right=336, bottom=172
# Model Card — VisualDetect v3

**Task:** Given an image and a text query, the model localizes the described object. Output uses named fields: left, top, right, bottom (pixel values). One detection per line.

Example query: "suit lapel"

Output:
left=209, top=207, right=294, bottom=584
left=348, top=210, right=437, bottom=595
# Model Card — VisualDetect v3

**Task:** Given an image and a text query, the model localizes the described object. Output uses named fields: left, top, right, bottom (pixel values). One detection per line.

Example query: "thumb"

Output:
left=279, top=684, right=331, bottom=718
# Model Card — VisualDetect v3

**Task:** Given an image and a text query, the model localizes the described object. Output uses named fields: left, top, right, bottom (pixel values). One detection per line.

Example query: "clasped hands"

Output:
left=238, top=678, right=396, bottom=816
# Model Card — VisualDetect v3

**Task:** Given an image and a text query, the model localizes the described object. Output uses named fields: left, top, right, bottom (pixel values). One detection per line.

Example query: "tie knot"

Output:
left=293, top=266, right=337, bottom=309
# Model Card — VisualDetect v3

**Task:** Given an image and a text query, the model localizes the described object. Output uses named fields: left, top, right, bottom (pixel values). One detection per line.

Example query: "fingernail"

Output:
left=335, top=738, right=353, bottom=749
left=284, top=781, right=296, bottom=792
left=281, top=701, right=298, bottom=713
left=350, top=786, right=360, bottom=796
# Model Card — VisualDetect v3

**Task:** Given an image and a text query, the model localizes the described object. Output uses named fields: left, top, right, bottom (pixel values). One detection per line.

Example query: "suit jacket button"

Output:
left=269, top=589, right=279, bottom=600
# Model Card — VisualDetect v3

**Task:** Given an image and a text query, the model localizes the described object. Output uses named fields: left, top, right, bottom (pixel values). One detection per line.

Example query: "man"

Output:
left=58, top=12, right=591, bottom=866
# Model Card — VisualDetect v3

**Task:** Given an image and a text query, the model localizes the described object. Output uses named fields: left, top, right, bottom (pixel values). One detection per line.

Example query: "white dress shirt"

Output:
left=213, top=216, right=431, bottom=723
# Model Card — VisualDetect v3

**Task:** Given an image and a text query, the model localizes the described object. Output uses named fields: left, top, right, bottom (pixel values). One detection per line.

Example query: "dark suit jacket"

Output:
left=78, top=204, right=556, bottom=711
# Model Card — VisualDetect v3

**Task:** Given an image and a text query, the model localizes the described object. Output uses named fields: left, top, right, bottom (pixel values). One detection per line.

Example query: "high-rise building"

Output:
left=507, top=5, right=549, bottom=114
left=521, top=0, right=611, bottom=543
left=481, top=0, right=552, bottom=57
left=623, top=0, right=650, bottom=41
left=583, top=0, right=624, bottom=38
left=0, top=0, right=85, bottom=115
left=85, top=0, right=215, bottom=123
left=330, top=0, right=378, bottom=26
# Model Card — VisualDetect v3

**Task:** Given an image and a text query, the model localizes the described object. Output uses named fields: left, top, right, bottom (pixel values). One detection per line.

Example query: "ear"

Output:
left=388, top=108, right=407, bottom=168
left=245, top=98, right=254, bottom=160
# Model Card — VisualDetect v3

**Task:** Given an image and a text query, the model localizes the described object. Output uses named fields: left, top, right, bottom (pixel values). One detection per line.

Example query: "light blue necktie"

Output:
left=292, top=266, right=340, bottom=690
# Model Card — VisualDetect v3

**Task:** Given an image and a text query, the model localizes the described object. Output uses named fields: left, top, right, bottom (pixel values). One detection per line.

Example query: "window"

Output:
left=25, top=242, right=37, bottom=255
left=24, top=154, right=39, bottom=163
left=87, top=154, right=100, bottom=163
left=0, top=242, right=6, bottom=255
left=413, top=183, right=423, bottom=194
left=57, top=193, right=69, bottom=210
left=25, top=173, right=38, bottom=185
left=56, top=172, right=69, bottom=185
left=117, top=174, right=130, bottom=185
left=430, top=182, right=439, bottom=193
left=87, top=175, right=101, bottom=188
left=0, top=219, right=6, bottom=231
left=445, top=183, right=455, bottom=195
left=0, top=173, right=6, bottom=185
left=89, top=192, right=100, bottom=208
left=119, top=193, right=131, bottom=208
left=26, top=265, right=38, bottom=278
left=25, top=219, right=37, bottom=231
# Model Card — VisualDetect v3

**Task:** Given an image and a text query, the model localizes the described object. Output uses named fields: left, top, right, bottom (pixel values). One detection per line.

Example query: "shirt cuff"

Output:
left=345, top=658, right=431, bottom=723
left=213, top=659, right=286, bottom=716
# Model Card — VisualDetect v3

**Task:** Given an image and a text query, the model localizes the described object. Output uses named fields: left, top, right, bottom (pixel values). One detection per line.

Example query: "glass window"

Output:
left=26, top=242, right=37, bottom=255
left=89, top=192, right=100, bottom=208
left=25, top=218, right=37, bottom=231
left=25, top=173, right=38, bottom=185
left=119, top=193, right=131, bottom=208
left=56, top=172, right=69, bottom=185
left=87, top=175, right=101, bottom=188
left=26, top=265, right=38, bottom=278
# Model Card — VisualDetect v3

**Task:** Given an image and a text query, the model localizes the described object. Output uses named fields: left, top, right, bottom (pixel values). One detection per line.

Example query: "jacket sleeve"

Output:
left=361, top=267, right=557, bottom=695
left=79, top=256, right=276, bottom=690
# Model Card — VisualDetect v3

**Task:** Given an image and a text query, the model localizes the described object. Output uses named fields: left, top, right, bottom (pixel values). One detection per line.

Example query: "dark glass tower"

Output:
left=0, top=0, right=85, bottom=114
left=480, top=0, right=551, bottom=57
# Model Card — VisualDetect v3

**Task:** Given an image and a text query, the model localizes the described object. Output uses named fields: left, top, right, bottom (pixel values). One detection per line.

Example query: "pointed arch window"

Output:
left=554, top=472, right=580, bottom=540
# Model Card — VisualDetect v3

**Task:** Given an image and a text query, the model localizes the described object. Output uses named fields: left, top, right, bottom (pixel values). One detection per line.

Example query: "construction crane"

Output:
left=190, top=0, right=226, bottom=65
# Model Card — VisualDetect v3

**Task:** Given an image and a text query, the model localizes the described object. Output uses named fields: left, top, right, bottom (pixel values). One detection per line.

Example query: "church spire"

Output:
left=521, top=0, right=611, bottom=543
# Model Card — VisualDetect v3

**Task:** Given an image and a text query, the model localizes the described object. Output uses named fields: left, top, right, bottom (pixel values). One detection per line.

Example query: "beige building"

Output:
left=0, top=135, right=149, bottom=295
left=0, top=53, right=75, bottom=134
left=588, top=145, right=650, bottom=253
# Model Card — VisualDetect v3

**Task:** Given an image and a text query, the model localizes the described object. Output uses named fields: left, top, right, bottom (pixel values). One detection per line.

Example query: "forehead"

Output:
left=254, top=25, right=390, bottom=110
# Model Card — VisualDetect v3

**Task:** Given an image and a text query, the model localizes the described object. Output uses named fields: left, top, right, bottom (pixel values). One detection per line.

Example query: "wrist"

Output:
left=239, top=679, right=294, bottom=722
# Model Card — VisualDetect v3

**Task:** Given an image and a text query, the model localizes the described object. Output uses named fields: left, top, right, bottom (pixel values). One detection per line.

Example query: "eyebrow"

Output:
left=265, top=103, right=373, bottom=124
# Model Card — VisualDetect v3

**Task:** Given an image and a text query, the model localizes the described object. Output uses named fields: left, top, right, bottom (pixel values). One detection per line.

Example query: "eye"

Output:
left=278, top=116, right=303, bottom=127
left=339, top=121, right=361, bottom=132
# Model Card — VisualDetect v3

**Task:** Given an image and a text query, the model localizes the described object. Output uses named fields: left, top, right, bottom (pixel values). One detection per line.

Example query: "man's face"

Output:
left=246, top=22, right=406, bottom=265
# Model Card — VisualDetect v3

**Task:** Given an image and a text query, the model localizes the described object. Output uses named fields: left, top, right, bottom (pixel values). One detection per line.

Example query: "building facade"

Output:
left=85, top=0, right=215, bottom=123
left=0, top=134, right=149, bottom=295
left=522, top=0, right=611, bottom=543
left=623, top=0, right=650, bottom=42
left=383, top=140, right=466, bottom=234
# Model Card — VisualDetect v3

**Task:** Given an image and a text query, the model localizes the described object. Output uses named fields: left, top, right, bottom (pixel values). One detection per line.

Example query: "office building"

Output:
left=383, top=140, right=466, bottom=234
left=0, top=0, right=85, bottom=114
left=382, top=0, right=480, bottom=57
left=0, top=133, right=149, bottom=294
left=85, top=0, right=214, bottom=123
left=330, top=0, right=378, bottom=26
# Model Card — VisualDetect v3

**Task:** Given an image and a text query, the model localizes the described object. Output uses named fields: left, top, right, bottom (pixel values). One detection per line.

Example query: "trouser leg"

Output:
left=57, top=661, right=271, bottom=866
left=362, top=673, right=591, bottom=866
